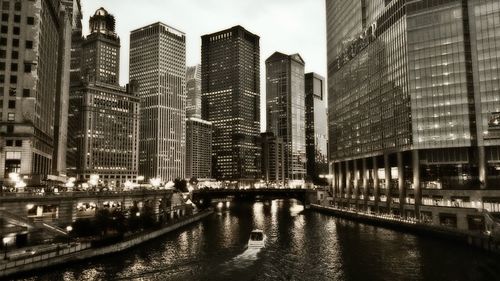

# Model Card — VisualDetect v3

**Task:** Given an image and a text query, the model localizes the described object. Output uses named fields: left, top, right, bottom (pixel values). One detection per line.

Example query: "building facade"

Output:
left=261, top=132, right=285, bottom=187
left=327, top=0, right=500, bottom=229
left=0, top=0, right=71, bottom=185
left=266, top=52, right=306, bottom=187
left=67, top=8, right=139, bottom=188
left=130, top=22, right=186, bottom=182
left=186, top=117, right=212, bottom=180
left=201, top=26, right=261, bottom=185
left=186, top=65, right=202, bottom=119
left=305, top=72, right=328, bottom=185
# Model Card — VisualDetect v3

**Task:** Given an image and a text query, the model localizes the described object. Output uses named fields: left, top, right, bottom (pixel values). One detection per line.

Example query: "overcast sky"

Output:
left=82, top=0, right=327, bottom=131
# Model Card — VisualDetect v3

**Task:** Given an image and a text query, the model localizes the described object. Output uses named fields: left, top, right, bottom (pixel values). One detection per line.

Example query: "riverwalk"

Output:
left=311, top=204, right=500, bottom=255
left=0, top=209, right=213, bottom=279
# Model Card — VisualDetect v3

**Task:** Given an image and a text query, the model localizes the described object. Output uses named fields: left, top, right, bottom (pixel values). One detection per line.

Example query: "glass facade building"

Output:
left=266, top=52, right=306, bottom=186
left=186, top=65, right=202, bottom=119
left=201, top=26, right=261, bottom=185
left=305, top=72, right=328, bottom=185
left=327, top=0, right=500, bottom=226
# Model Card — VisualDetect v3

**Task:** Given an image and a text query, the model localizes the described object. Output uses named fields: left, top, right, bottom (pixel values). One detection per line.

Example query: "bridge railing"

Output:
left=0, top=189, right=173, bottom=200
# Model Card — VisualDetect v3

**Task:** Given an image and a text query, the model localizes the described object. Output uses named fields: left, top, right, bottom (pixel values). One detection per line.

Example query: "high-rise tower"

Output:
left=265, top=52, right=306, bottom=187
left=201, top=26, right=261, bottom=186
left=326, top=0, right=500, bottom=224
left=0, top=0, right=71, bottom=184
left=130, top=22, right=186, bottom=182
left=67, top=8, right=140, bottom=188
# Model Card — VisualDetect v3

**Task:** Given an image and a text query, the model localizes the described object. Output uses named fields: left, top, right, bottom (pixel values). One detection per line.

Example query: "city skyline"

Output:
left=81, top=0, right=327, bottom=131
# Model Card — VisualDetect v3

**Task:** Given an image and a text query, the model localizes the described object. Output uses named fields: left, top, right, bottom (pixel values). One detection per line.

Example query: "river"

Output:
left=16, top=200, right=500, bottom=281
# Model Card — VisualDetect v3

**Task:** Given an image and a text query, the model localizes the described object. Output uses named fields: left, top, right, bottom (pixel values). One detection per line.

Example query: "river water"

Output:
left=16, top=200, right=500, bottom=281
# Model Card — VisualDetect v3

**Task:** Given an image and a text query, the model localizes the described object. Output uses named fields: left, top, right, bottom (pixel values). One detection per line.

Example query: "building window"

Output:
left=7, top=112, right=14, bottom=121
left=8, top=100, right=15, bottom=109
left=0, top=62, right=4, bottom=70
left=6, top=125, right=13, bottom=133
left=25, top=40, right=32, bottom=49
left=1, top=14, right=7, bottom=22
left=5, top=139, right=13, bottom=146
left=11, top=63, right=17, bottom=71
left=22, top=88, right=29, bottom=97
left=0, top=25, right=7, bottom=33
left=2, top=2, right=9, bottom=10
left=13, top=26, right=19, bottom=35
left=27, top=17, right=34, bottom=25
left=24, top=63, right=31, bottom=73
left=14, top=15, right=20, bottom=23
left=0, top=74, right=4, bottom=83
left=14, top=2, right=21, bottom=11
left=8, top=88, right=15, bottom=96
left=0, top=50, right=5, bottom=58
left=11, top=51, right=18, bottom=59
left=12, top=38, right=18, bottom=47
left=15, top=140, right=21, bottom=147
left=0, top=37, right=6, bottom=46
left=10, top=75, right=16, bottom=84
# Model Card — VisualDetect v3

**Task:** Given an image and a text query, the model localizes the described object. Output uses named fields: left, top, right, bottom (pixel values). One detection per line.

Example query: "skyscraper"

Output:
left=186, top=65, right=202, bottom=119
left=327, top=0, right=500, bottom=224
left=186, top=117, right=212, bottom=180
left=67, top=8, right=140, bottom=188
left=201, top=26, right=261, bottom=186
left=305, top=72, right=328, bottom=185
left=261, top=132, right=285, bottom=187
left=265, top=52, right=306, bottom=187
left=130, top=22, right=186, bottom=181
left=0, top=0, right=71, bottom=184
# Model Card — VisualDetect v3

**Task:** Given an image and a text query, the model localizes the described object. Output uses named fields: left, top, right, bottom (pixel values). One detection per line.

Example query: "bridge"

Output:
left=191, top=188, right=318, bottom=208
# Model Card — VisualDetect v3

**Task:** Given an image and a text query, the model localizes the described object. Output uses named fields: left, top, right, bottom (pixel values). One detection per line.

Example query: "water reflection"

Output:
left=17, top=199, right=500, bottom=281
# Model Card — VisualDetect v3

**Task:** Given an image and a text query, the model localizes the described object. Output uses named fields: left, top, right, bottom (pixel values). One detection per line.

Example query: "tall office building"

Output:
left=265, top=52, right=306, bottom=186
left=186, top=65, right=202, bottom=119
left=327, top=0, right=500, bottom=226
left=130, top=22, right=186, bottom=181
left=305, top=72, right=328, bottom=185
left=261, top=132, right=285, bottom=187
left=67, top=8, right=140, bottom=188
left=81, top=8, right=120, bottom=85
left=201, top=26, right=261, bottom=186
left=0, top=0, right=71, bottom=184
left=186, top=117, right=212, bottom=180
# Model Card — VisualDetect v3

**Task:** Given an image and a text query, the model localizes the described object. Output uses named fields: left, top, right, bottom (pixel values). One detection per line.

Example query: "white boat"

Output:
left=247, top=229, right=266, bottom=249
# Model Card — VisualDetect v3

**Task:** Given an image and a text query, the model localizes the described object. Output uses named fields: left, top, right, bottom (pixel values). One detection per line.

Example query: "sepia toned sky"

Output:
left=82, top=0, right=327, bottom=131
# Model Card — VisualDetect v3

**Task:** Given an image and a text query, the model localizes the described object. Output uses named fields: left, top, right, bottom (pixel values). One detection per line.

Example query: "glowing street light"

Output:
left=89, top=174, right=99, bottom=187
left=150, top=178, right=162, bottom=188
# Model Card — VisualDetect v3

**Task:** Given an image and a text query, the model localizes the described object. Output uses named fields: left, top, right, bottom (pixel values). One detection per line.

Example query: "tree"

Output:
left=174, top=178, right=188, bottom=193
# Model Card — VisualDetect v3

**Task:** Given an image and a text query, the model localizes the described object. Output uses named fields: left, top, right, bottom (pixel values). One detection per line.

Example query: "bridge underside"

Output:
left=192, top=189, right=317, bottom=209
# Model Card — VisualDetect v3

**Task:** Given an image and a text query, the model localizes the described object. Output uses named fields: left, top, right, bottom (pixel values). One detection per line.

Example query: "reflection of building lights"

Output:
left=66, top=226, right=73, bottom=232
left=26, top=204, right=34, bottom=210
left=137, top=175, right=145, bottom=182
left=136, top=212, right=140, bottom=217
left=217, top=202, right=223, bottom=209
left=226, top=201, right=231, bottom=208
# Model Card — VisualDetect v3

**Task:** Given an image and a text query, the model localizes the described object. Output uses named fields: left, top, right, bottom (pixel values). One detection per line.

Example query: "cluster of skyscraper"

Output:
left=327, top=0, right=500, bottom=227
left=0, top=1, right=328, bottom=189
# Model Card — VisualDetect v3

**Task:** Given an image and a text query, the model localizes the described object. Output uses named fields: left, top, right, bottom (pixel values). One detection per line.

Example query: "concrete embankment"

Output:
left=0, top=210, right=213, bottom=279
left=311, top=204, right=500, bottom=255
